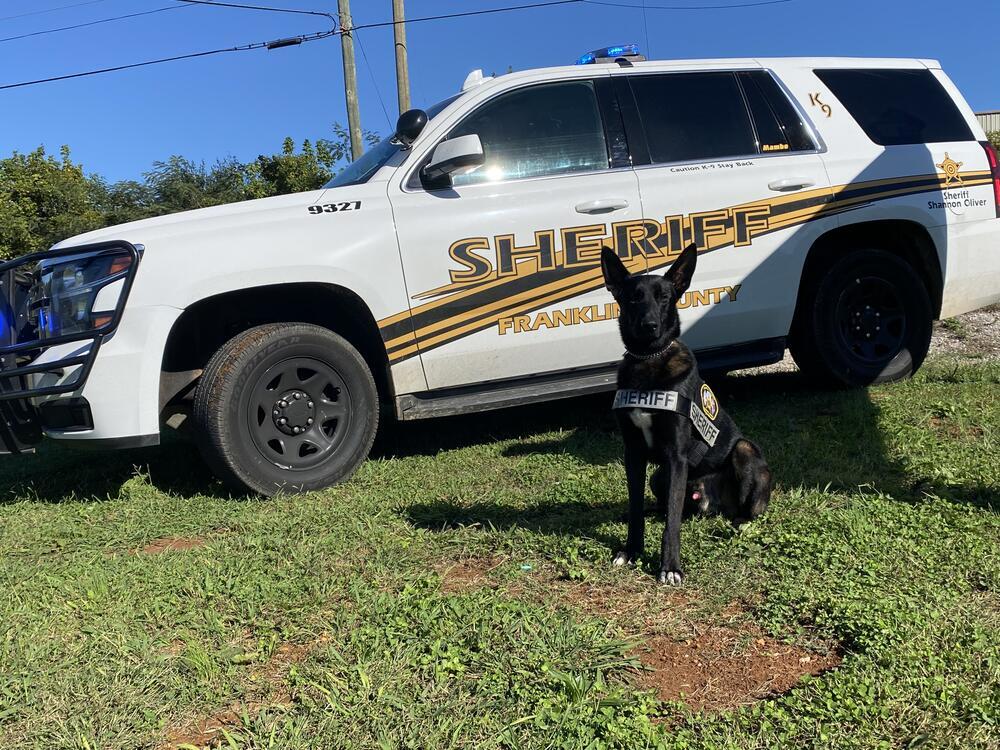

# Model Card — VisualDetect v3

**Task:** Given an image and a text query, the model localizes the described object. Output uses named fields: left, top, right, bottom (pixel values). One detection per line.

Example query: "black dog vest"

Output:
left=612, top=378, right=742, bottom=470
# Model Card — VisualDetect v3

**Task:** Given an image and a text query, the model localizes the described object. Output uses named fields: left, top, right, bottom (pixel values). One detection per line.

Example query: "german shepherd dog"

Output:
left=601, top=244, right=772, bottom=585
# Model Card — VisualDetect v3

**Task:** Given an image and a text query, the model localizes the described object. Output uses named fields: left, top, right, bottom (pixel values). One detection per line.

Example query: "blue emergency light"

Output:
left=576, top=44, right=641, bottom=65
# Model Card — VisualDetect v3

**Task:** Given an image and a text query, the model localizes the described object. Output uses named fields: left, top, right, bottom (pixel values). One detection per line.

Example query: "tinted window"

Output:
left=446, top=81, right=608, bottom=186
left=814, top=68, right=973, bottom=146
left=738, top=71, right=815, bottom=153
left=629, top=72, right=756, bottom=164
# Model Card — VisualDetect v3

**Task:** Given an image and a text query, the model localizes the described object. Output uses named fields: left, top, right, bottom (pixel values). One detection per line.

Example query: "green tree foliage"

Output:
left=988, top=131, right=1000, bottom=151
left=0, top=146, right=105, bottom=259
left=0, top=124, right=378, bottom=259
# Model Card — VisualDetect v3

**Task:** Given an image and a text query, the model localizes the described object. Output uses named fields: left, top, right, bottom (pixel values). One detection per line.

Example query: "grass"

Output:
left=0, top=356, right=998, bottom=749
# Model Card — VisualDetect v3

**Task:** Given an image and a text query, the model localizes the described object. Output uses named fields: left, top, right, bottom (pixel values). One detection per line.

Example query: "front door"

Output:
left=387, top=77, right=645, bottom=390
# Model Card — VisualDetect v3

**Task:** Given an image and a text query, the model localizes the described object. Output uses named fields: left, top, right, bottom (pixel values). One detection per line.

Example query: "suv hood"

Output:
left=51, top=183, right=377, bottom=250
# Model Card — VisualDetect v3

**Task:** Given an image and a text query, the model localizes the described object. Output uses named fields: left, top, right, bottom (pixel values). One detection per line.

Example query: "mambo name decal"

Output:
left=612, top=389, right=720, bottom=446
left=377, top=169, right=994, bottom=365
left=498, top=286, right=741, bottom=335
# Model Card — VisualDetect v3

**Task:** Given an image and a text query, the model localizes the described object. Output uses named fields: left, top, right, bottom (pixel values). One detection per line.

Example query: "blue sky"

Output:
left=2, top=0, right=998, bottom=182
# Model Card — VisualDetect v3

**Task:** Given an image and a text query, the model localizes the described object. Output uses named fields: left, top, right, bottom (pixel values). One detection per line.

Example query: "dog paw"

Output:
left=657, top=569, right=683, bottom=586
left=612, top=550, right=634, bottom=567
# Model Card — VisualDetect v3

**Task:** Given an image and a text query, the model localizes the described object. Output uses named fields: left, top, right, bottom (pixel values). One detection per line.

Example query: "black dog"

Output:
left=601, top=244, right=771, bottom=585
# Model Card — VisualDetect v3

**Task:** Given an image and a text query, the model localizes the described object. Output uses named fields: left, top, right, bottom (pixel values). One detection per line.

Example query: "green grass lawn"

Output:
left=1, top=358, right=998, bottom=749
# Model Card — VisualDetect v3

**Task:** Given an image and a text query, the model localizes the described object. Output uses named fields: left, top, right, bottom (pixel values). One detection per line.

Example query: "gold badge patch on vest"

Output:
left=700, top=383, right=719, bottom=421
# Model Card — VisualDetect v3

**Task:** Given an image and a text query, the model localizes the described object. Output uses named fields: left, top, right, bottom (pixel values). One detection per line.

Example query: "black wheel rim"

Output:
left=835, top=275, right=907, bottom=365
left=247, top=357, right=352, bottom=471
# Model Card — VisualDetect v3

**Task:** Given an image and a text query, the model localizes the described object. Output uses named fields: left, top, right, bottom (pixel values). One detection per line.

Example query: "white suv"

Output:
left=2, top=49, right=998, bottom=494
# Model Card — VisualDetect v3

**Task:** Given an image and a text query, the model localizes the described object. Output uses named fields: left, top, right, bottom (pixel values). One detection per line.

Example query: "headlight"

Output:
left=33, top=250, right=134, bottom=339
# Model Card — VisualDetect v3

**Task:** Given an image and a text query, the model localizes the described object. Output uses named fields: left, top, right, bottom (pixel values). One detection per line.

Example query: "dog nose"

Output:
left=641, top=319, right=658, bottom=333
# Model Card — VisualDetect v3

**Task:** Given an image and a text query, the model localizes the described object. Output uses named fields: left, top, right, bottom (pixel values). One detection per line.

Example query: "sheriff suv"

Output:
left=2, top=49, right=998, bottom=494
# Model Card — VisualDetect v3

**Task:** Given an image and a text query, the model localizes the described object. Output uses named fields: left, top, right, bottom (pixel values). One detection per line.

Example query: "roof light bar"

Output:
left=576, top=44, right=641, bottom=65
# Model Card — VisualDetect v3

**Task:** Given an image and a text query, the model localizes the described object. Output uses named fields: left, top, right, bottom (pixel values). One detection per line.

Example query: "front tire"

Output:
left=790, top=249, right=933, bottom=387
left=193, top=323, right=378, bottom=495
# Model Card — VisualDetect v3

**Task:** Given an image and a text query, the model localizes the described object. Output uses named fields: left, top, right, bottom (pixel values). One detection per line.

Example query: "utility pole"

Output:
left=337, top=0, right=363, bottom=160
left=392, top=0, right=410, bottom=115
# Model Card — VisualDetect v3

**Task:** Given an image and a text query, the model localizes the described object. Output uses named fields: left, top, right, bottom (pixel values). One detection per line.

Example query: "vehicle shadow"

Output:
left=0, top=433, right=228, bottom=505
left=395, top=366, right=998, bottom=546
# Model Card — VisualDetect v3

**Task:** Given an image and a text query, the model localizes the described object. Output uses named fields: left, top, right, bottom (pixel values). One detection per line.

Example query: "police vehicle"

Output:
left=2, top=47, right=998, bottom=494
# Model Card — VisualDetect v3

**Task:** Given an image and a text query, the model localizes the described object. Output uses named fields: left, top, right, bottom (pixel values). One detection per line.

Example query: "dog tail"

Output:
left=733, top=439, right=772, bottom=520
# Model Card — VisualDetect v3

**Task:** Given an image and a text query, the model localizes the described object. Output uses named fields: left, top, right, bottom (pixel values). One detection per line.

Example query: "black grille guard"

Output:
left=0, top=240, right=141, bottom=454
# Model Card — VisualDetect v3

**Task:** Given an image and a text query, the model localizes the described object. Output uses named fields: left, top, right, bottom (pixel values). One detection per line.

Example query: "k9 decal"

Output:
left=308, top=201, right=362, bottom=215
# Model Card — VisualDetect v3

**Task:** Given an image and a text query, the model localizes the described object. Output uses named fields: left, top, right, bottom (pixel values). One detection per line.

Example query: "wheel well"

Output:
left=160, top=284, right=392, bottom=409
left=794, top=220, right=943, bottom=330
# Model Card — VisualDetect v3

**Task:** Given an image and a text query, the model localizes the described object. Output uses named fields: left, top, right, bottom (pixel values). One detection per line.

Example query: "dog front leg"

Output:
left=614, top=449, right=647, bottom=566
left=658, top=457, right=688, bottom=585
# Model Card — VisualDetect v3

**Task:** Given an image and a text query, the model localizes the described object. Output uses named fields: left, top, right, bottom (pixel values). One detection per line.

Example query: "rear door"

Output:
left=387, top=76, right=645, bottom=390
left=615, top=67, right=835, bottom=351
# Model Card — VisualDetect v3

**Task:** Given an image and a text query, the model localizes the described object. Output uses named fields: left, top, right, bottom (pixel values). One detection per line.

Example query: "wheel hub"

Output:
left=848, top=303, right=883, bottom=342
left=272, top=390, right=316, bottom=436
left=837, top=276, right=907, bottom=364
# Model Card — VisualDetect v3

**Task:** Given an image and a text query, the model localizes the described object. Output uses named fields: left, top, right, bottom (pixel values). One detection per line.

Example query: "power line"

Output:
left=0, top=27, right=336, bottom=91
left=0, top=5, right=193, bottom=45
left=0, top=0, right=583, bottom=92
left=583, top=0, right=794, bottom=9
left=174, top=0, right=336, bottom=23
left=0, top=0, right=112, bottom=23
left=355, top=30, right=392, bottom=129
left=350, top=0, right=585, bottom=31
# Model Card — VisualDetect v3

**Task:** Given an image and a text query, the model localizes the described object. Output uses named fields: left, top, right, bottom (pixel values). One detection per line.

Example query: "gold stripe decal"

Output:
left=380, top=170, right=990, bottom=363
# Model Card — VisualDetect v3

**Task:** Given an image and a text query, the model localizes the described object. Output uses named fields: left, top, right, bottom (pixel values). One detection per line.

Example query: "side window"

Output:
left=737, top=71, right=816, bottom=153
left=629, top=72, right=756, bottom=164
left=814, top=68, right=974, bottom=146
left=446, top=80, right=609, bottom=187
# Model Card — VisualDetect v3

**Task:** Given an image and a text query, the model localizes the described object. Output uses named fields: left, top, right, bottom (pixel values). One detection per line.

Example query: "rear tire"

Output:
left=790, top=248, right=933, bottom=387
left=193, top=323, right=378, bottom=495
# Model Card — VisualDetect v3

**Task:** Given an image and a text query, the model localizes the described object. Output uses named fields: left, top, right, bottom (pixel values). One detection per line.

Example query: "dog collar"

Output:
left=624, top=341, right=676, bottom=360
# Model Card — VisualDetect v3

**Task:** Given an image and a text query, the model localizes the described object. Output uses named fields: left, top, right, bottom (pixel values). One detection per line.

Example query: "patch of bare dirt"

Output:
left=141, top=536, right=205, bottom=554
left=160, top=638, right=320, bottom=748
left=162, top=708, right=242, bottom=749
left=634, top=628, right=840, bottom=713
left=437, top=557, right=503, bottom=593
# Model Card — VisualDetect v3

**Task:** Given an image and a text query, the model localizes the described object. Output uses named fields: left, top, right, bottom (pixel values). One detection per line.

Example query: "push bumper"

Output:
left=0, top=241, right=141, bottom=455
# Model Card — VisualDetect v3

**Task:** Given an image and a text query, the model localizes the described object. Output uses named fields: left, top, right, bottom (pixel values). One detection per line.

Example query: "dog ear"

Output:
left=601, top=246, right=630, bottom=301
left=666, top=243, right=698, bottom=296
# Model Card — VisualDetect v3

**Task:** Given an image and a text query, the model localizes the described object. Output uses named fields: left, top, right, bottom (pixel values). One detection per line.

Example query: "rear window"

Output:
left=814, top=68, right=973, bottom=146
left=629, top=72, right=756, bottom=164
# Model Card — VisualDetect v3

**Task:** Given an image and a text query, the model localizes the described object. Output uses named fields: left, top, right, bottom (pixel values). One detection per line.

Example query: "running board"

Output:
left=394, top=337, right=785, bottom=421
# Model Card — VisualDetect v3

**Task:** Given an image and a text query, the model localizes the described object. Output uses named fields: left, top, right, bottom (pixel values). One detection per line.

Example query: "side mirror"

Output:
left=394, top=109, right=427, bottom=149
left=420, top=134, right=485, bottom=188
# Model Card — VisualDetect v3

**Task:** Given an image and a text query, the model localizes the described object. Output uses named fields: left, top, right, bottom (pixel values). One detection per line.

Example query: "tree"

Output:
left=0, top=146, right=105, bottom=259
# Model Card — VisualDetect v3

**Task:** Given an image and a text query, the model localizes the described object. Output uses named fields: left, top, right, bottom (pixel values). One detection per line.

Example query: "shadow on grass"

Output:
left=2, top=368, right=995, bottom=516
left=396, top=367, right=998, bottom=540
left=0, top=433, right=230, bottom=505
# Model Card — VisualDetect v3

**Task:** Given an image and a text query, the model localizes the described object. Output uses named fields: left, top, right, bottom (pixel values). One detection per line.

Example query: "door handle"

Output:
left=574, top=198, right=629, bottom=214
left=768, top=178, right=815, bottom=192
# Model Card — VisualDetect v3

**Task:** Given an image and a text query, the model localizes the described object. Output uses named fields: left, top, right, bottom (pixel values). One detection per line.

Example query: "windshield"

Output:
left=323, top=94, right=461, bottom=189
